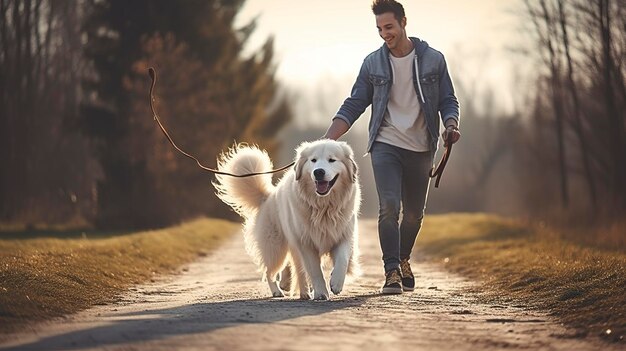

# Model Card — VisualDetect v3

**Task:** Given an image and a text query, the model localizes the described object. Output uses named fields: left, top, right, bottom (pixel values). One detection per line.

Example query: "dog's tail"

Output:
left=212, top=144, right=275, bottom=218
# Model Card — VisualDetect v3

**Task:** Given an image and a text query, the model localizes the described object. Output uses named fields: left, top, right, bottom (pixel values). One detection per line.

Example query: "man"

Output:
left=323, top=0, right=460, bottom=294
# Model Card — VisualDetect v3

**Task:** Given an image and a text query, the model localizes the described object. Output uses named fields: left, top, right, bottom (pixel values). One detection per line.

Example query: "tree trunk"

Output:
left=539, top=0, right=569, bottom=208
left=558, top=0, right=597, bottom=212
left=599, top=0, right=626, bottom=214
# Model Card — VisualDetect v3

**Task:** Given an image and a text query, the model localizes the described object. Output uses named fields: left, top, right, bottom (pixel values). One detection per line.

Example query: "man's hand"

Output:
left=322, top=118, right=350, bottom=141
left=442, top=125, right=461, bottom=147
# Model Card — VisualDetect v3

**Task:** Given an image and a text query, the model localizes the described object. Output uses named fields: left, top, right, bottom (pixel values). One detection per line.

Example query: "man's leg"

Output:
left=399, top=150, right=432, bottom=260
left=370, top=142, right=403, bottom=273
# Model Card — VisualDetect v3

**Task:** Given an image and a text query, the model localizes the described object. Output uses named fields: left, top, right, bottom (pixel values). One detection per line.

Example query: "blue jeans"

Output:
left=370, top=141, right=433, bottom=273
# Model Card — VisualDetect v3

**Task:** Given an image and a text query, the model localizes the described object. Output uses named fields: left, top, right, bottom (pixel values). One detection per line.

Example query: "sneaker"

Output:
left=400, top=258, right=415, bottom=291
left=381, top=268, right=403, bottom=294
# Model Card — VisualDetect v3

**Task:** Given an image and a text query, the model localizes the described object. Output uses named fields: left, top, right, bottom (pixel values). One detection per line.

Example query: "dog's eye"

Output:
left=311, top=158, right=317, bottom=163
left=328, top=158, right=336, bottom=163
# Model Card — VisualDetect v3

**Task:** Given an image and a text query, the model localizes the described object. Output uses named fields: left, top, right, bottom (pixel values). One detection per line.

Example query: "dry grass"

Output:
left=0, top=218, right=239, bottom=334
left=419, top=213, right=626, bottom=343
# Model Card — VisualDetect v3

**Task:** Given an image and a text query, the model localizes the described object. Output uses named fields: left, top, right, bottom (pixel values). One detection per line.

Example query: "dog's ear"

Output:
left=340, top=143, right=358, bottom=183
left=295, top=155, right=305, bottom=181
left=345, top=157, right=358, bottom=183
left=294, top=143, right=309, bottom=181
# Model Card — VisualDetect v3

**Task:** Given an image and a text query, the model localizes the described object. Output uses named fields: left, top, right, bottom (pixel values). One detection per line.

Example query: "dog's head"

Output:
left=294, top=140, right=358, bottom=197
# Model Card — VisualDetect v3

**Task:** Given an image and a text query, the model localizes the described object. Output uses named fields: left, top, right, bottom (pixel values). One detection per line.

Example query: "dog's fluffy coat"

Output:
left=213, top=140, right=361, bottom=300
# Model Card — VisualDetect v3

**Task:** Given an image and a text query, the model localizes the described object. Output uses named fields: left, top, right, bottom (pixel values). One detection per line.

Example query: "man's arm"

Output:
left=438, top=55, right=460, bottom=129
left=438, top=55, right=460, bottom=145
left=322, top=118, right=350, bottom=140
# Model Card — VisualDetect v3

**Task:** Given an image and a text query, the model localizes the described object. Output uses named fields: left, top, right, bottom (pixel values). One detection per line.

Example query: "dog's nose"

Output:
left=313, top=169, right=325, bottom=179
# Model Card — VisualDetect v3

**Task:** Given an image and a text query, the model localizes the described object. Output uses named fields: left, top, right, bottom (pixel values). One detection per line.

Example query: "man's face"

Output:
left=375, top=12, right=406, bottom=51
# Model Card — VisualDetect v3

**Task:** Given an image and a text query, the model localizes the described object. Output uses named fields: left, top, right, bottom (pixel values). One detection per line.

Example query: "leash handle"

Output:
left=429, top=136, right=453, bottom=188
left=148, top=67, right=294, bottom=177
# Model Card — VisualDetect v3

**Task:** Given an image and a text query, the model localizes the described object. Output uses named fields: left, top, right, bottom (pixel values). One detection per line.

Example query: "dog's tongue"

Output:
left=315, top=180, right=329, bottom=194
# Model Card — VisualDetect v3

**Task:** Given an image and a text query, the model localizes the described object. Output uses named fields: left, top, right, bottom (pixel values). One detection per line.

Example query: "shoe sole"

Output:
left=402, top=285, right=415, bottom=292
left=381, top=286, right=403, bottom=294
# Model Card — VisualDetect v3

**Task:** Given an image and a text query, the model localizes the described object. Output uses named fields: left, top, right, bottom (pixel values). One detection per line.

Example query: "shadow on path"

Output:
left=2, top=294, right=375, bottom=350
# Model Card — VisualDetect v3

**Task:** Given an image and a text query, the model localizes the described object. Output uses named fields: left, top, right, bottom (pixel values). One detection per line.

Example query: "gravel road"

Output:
left=0, top=219, right=616, bottom=351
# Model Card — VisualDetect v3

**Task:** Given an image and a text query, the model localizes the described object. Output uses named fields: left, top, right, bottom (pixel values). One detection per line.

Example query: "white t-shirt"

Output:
left=375, top=48, right=430, bottom=152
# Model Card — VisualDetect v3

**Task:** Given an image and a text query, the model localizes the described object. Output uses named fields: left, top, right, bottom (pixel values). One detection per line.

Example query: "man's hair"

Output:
left=371, top=0, right=405, bottom=22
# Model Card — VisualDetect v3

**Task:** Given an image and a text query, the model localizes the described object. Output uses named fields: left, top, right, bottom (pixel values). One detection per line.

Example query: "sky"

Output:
left=235, top=0, right=530, bottom=125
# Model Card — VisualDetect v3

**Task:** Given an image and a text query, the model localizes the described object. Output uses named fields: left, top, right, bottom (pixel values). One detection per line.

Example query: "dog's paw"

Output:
left=330, top=273, right=345, bottom=295
left=299, top=291, right=312, bottom=300
left=313, top=292, right=329, bottom=301
left=330, top=284, right=343, bottom=295
left=271, top=290, right=284, bottom=298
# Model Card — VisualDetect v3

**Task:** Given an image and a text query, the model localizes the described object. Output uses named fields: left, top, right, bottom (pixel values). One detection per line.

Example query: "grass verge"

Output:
left=419, top=213, right=625, bottom=343
left=0, top=218, right=239, bottom=334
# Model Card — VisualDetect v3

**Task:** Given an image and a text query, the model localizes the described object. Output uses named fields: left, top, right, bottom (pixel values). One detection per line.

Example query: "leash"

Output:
left=148, top=67, right=294, bottom=177
left=429, top=136, right=453, bottom=188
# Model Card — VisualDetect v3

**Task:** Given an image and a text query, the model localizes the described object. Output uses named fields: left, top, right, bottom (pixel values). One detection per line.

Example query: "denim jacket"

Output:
left=334, top=37, right=460, bottom=153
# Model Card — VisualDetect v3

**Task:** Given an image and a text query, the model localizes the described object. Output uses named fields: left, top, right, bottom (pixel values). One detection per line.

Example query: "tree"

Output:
left=80, top=0, right=291, bottom=229
left=522, top=0, right=625, bottom=221
left=0, top=0, right=96, bottom=224
left=525, top=0, right=570, bottom=208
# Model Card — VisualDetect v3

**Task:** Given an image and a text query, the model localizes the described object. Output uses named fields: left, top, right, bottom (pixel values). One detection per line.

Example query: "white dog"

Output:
left=213, top=140, right=361, bottom=300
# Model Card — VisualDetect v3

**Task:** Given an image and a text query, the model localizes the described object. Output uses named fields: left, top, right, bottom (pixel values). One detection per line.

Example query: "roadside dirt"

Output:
left=0, top=220, right=617, bottom=350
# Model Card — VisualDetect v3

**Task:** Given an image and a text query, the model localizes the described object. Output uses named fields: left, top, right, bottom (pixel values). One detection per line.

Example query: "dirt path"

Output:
left=0, top=220, right=616, bottom=351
